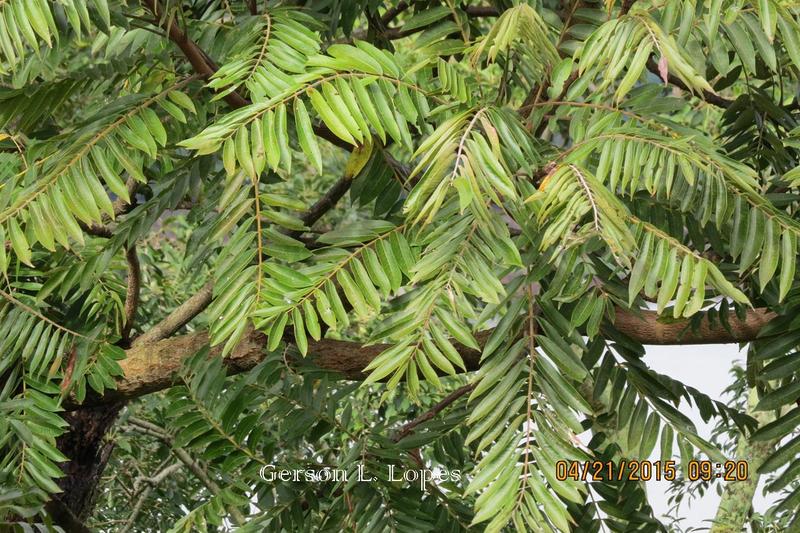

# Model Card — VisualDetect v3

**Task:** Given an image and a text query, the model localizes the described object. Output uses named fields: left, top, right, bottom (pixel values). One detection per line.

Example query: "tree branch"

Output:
left=646, top=58, right=733, bottom=108
left=463, top=6, right=500, bottom=17
left=135, top=169, right=357, bottom=346
left=710, top=389, right=782, bottom=532
left=122, top=246, right=141, bottom=345
left=381, top=1, right=410, bottom=25
left=141, top=0, right=249, bottom=108
left=82, top=178, right=140, bottom=238
left=620, top=0, right=637, bottom=15
left=292, top=174, right=355, bottom=236
left=393, top=384, right=475, bottom=442
left=71, top=307, right=776, bottom=408
left=120, top=462, right=183, bottom=533
left=608, top=307, right=774, bottom=345
left=132, top=282, right=213, bottom=346
left=125, top=417, right=246, bottom=525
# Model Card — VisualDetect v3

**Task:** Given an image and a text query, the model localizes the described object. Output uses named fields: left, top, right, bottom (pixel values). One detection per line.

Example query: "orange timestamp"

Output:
left=556, top=460, right=678, bottom=481
left=555, top=460, right=750, bottom=482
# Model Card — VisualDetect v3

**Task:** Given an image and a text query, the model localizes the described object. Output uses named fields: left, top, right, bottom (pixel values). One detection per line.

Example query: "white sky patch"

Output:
left=643, top=344, right=776, bottom=528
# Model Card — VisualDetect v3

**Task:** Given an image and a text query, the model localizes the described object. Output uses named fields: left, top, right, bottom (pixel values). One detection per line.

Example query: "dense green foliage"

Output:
left=1, top=0, right=800, bottom=531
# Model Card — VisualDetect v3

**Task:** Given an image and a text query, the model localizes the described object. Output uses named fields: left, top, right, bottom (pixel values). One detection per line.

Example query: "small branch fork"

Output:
left=120, top=462, right=183, bottom=533
left=141, top=0, right=249, bottom=108
left=124, top=416, right=246, bottom=525
left=135, top=170, right=358, bottom=346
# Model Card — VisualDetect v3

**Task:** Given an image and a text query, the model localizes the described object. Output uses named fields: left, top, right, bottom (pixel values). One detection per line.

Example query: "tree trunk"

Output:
left=50, top=402, right=126, bottom=531
left=711, top=389, right=777, bottom=532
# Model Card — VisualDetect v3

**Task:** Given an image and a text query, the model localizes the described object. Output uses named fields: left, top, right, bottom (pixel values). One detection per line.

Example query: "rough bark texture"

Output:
left=131, top=282, right=213, bottom=347
left=711, top=389, right=779, bottom=532
left=610, top=307, right=775, bottom=344
left=69, top=307, right=775, bottom=409
left=53, top=402, right=125, bottom=524
left=71, top=327, right=482, bottom=409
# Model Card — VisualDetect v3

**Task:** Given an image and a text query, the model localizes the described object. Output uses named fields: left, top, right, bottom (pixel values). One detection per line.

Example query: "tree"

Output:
left=1, top=0, right=799, bottom=530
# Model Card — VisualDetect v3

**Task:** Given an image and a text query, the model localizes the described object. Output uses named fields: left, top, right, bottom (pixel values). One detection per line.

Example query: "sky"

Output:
left=643, top=343, right=774, bottom=529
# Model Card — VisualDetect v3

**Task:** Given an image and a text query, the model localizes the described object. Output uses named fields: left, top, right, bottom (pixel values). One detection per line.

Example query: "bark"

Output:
left=610, top=307, right=774, bottom=345
left=52, top=402, right=125, bottom=527
left=132, top=282, right=213, bottom=346
left=69, top=307, right=775, bottom=409
left=711, top=389, right=779, bottom=532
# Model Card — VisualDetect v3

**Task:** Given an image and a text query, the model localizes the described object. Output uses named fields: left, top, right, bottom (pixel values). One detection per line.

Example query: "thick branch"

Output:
left=609, top=307, right=774, bottom=345
left=73, top=307, right=776, bottom=408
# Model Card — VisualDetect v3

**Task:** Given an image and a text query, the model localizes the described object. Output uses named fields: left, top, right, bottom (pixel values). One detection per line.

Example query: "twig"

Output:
left=464, top=5, right=500, bottom=17
left=291, top=175, right=356, bottom=236
left=125, top=417, right=246, bottom=525
left=645, top=58, right=732, bottom=108
left=381, top=1, right=409, bottom=25
left=121, top=462, right=183, bottom=533
left=82, top=178, right=140, bottom=238
left=393, top=384, right=474, bottom=442
left=620, top=0, right=637, bottom=15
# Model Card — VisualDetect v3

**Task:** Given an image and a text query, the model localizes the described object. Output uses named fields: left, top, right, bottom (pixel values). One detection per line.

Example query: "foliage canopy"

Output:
left=1, top=0, right=800, bottom=531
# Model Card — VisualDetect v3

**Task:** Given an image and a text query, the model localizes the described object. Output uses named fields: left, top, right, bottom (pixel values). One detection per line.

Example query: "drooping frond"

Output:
left=405, top=106, right=538, bottom=224
left=561, top=123, right=800, bottom=301
left=627, top=218, right=750, bottom=315
left=576, top=10, right=713, bottom=102
left=0, top=0, right=109, bottom=72
left=364, top=207, right=520, bottom=392
left=182, top=42, right=425, bottom=167
left=529, top=162, right=636, bottom=259
left=470, top=3, right=559, bottom=84
left=207, top=9, right=321, bottom=102
left=0, top=78, right=196, bottom=269
left=252, top=221, right=412, bottom=355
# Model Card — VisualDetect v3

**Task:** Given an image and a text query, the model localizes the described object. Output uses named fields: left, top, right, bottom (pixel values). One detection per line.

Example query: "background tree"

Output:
left=0, top=0, right=799, bottom=531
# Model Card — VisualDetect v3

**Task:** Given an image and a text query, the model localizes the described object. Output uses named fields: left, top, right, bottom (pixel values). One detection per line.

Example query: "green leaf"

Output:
left=758, top=433, right=800, bottom=474
left=751, top=408, right=800, bottom=441
left=307, top=86, right=357, bottom=145
left=779, top=230, right=796, bottom=301
left=292, top=308, right=308, bottom=356
left=294, top=98, right=323, bottom=173
left=755, top=380, right=800, bottom=411
left=8, top=218, right=32, bottom=266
